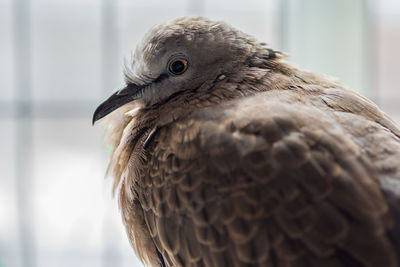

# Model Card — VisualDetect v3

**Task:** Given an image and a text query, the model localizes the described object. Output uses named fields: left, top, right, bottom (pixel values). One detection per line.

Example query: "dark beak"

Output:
left=92, top=84, right=143, bottom=125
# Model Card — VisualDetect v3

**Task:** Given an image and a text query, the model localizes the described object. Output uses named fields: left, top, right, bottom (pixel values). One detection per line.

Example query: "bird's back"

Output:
left=119, top=88, right=400, bottom=267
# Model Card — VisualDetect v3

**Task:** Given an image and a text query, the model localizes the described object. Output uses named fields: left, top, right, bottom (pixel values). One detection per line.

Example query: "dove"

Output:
left=93, top=17, right=400, bottom=267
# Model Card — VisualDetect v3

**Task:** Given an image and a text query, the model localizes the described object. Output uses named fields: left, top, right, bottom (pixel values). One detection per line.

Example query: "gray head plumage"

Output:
left=124, top=17, right=257, bottom=103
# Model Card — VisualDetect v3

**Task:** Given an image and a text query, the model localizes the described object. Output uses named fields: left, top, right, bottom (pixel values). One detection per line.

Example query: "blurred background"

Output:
left=1, top=0, right=400, bottom=266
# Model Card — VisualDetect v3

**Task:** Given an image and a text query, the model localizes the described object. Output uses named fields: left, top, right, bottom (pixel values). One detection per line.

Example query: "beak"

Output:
left=92, top=84, right=143, bottom=125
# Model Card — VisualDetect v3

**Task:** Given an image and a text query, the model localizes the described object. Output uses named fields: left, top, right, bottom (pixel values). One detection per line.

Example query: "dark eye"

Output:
left=168, top=58, right=188, bottom=75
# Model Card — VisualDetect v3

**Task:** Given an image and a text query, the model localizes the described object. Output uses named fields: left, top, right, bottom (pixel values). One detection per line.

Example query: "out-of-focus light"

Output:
left=34, top=149, right=107, bottom=251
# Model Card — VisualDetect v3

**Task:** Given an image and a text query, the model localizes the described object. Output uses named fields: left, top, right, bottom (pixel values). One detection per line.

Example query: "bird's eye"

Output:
left=168, top=58, right=188, bottom=75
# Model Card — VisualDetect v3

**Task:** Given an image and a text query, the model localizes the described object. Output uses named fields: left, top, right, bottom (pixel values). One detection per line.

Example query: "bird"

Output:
left=93, top=17, right=400, bottom=267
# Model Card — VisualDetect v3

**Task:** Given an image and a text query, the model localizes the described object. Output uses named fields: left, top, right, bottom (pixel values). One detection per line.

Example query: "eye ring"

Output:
left=168, top=57, right=189, bottom=75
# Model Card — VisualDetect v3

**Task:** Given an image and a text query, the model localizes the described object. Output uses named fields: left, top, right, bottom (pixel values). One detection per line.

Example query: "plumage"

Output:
left=93, top=17, right=400, bottom=267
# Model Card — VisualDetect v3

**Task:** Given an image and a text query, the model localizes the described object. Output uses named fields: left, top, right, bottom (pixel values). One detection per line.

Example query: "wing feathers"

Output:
left=128, top=98, right=399, bottom=266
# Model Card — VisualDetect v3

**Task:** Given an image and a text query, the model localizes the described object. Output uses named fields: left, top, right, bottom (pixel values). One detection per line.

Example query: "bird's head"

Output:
left=93, top=17, right=260, bottom=124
